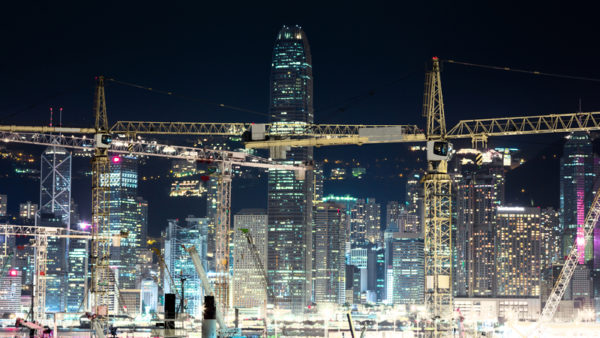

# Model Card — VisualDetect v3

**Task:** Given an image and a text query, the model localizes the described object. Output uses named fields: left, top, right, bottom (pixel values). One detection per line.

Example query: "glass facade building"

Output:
left=105, top=155, right=143, bottom=291
left=39, top=146, right=72, bottom=312
left=385, top=233, right=424, bottom=304
left=267, top=25, right=315, bottom=313
left=560, top=132, right=596, bottom=263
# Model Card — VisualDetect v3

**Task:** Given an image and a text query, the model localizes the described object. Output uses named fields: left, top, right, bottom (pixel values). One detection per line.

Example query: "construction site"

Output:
left=0, top=54, right=599, bottom=337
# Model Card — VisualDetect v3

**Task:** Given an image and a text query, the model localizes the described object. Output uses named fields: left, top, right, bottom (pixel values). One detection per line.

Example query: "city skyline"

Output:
left=2, top=5, right=600, bottom=332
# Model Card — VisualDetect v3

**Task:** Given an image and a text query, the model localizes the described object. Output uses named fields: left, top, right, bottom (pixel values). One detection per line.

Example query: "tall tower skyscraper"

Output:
left=560, top=132, right=596, bottom=263
left=451, top=149, right=504, bottom=297
left=106, top=155, right=143, bottom=291
left=40, top=147, right=72, bottom=225
left=39, top=146, right=72, bottom=312
left=267, top=25, right=314, bottom=313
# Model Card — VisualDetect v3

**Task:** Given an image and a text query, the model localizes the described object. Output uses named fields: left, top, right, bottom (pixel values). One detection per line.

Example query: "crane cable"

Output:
left=443, top=59, right=600, bottom=83
left=106, top=77, right=270, bottom=118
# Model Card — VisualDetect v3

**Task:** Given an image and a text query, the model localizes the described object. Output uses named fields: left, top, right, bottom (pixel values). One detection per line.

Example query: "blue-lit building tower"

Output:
left=107, top=155, right=143, bottom=291
left=267, top=25, right=315, bottom=313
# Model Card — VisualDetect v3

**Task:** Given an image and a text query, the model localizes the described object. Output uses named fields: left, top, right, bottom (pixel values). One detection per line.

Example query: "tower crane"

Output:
left=184, top=58, right=600, bottom=333
left=0, top=224, right=96, bottom=324
left=238, top=228, right=272, bottom=330
left=3, top=61, right=600, bottom=334
left=534, top=184, right=600, bottom=332
left=0, top=77, right=306, bottom=335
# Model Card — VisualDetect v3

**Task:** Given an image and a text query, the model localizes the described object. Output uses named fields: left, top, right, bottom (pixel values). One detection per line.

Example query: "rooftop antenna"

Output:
left=59, top=107, right=63, bottom=127
left=49, top=107, right=53, bottom=127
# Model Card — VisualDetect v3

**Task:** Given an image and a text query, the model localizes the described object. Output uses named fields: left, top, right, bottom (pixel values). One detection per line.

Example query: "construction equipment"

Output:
left=151, top=247, right=182, bottom=305
left=185, top=245, right=241, bottom=337
left=532, top=184, right=600, bottom=333
left=239, top=228, right=271, bottom=332
left=0, top=224, right=95, bottom=324
left=4, top=62, right=600, bottom=334
left=231, top=58, right=600, bottom=331
left=0, top=76, right=306, bottom=331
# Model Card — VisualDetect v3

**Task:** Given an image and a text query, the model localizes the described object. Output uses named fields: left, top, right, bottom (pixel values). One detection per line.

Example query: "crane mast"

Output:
left=89, top=76, right=112, bottom=333
left=537, top=185, right=600, bottom=326
left=422, top=57, right=453, bottom=332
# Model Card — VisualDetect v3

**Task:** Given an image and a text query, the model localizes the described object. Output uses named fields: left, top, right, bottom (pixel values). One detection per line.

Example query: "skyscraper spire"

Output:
left=267, top=25, right=315, bottom=314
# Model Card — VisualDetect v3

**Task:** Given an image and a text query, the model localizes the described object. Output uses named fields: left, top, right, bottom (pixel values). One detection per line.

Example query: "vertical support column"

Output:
left=423, top=57, right=454, bottom=334
left=423, top=162, right=453, bottom=332
left=33, top=235, right=48, bottom=324
left=90, top=75, right=111, bottom=335
left=90, top=152, right=111, bottom=322
left=215, top=161, right=232, bottom=320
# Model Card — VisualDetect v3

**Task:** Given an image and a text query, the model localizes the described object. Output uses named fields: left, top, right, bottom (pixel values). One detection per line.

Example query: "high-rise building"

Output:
left=350, top=198, right=381, bottom=245
left=66, top=228, right=88, bottom=312
left=232, top=210, right=268, bottom=310
left=18, top=201, right=37, bottom=220
left=40, top=147, right=72, bottom=226
left=384, top=231, right=424, bottom=305
left=451, top=149, right=504, bottom=297
left=495, top=206, right=541, bottom=297
left=0, top=194, right=6, bottom=217
left=367, top=245, right=386, bottom=303
left=560, top=132, right=596, bottom=263
left=314, top=202, right=346, bottom=305
left=163, top=217, right=209, bottom=318
left=267, top=25, right=315, bottom=313
left=106, top=155, right=143, bottom=291
left=0, top=269, right=21, bottom=315
left=39, top=146, right=72, bottom=312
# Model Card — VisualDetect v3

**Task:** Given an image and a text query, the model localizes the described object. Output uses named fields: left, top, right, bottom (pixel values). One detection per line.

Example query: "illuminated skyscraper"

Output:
left=0, top=269, right=21, bottom=314
left=314, top=202, right=346, bottom=305
left=350, top=198, right=382, bottom=245
left=232, top=210, right=267, bottom=310
left=39, top=146, right=72, bottom=312
left=267, top=25, right=314, bottom=313
left=451, top=149, right=504, bottom=297
left=40, top=147, right=72, bottom=225
left=384, top=230, right=424, bottom=304
left=495, top=206, right=541, bottom=297
left=560, top=132, right=596, bottom=263
left=106, top=155, right=143, bottom=291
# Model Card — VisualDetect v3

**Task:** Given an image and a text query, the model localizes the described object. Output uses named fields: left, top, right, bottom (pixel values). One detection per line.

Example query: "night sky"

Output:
left=2, top=2, right=600, bottom=235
